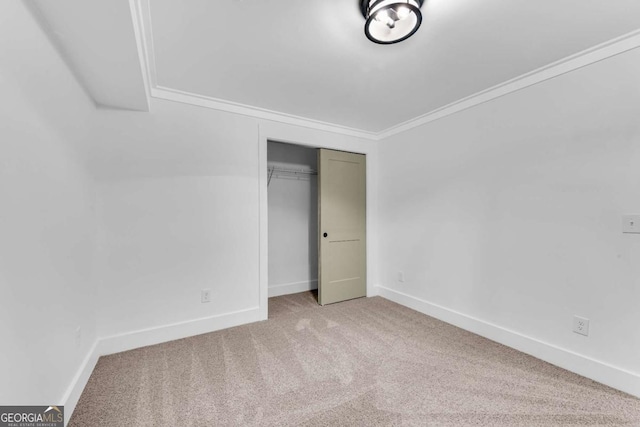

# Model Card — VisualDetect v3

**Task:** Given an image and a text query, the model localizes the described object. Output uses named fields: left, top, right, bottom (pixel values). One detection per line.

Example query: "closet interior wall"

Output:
left=267, top=141, right=318, bottom=297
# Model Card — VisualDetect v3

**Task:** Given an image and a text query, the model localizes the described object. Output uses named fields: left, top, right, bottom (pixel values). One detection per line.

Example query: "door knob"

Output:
left=323, top=232, right=328, bottom=238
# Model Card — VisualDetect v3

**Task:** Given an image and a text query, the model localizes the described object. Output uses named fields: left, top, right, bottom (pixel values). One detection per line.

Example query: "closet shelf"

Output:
left=268, top=166, right=317, bottom=186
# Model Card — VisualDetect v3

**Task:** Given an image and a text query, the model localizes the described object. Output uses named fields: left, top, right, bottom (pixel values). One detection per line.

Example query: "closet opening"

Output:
left=267, top=141, right=319, bottom=299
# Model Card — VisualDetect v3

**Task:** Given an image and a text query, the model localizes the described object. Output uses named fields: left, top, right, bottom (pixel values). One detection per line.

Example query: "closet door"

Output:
left=318, top=149, right=366, bottom=305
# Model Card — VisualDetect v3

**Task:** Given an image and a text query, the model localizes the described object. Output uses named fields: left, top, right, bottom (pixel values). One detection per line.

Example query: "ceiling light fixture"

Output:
left=360, top=0, right=424, bottom=44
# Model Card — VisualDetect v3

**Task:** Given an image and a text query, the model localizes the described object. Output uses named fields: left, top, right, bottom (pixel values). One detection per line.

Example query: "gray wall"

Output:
left=377, top=46, right=640, bottom=389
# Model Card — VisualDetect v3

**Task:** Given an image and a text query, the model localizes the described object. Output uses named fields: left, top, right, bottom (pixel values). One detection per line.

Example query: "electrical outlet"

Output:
left=573, top=316, right=589, bottom=336
left=622, top=215, right=640, bottom=234
left=398, top=271, right=405, bottom=283
left=201, top=289, right=211, bottom=303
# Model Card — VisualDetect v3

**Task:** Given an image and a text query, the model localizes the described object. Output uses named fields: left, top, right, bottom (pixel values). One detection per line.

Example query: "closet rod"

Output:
left=267, top=166, right=317, bottom=186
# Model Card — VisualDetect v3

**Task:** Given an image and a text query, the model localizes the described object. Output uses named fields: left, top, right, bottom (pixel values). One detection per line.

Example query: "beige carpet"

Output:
left=70, top=292, right=640, bottom=426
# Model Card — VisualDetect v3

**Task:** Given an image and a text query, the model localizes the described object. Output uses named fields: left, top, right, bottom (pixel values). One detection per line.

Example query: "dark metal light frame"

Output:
left=360, top=0, right=425, bottom=44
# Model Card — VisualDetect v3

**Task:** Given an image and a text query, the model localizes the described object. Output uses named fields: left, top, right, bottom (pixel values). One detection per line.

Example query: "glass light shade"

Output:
left=361, top=0, right=423, bottom=44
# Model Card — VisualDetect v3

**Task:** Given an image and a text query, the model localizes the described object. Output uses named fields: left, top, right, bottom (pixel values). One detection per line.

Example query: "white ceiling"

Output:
left=31, top=0, right=640, bottom=133
left=29, top=0, right=148, bottom=111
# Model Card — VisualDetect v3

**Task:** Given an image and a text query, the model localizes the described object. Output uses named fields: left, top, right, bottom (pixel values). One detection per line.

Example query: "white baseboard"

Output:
left=269, top=280, right=317, bottom=298
left=62, top=306, right=263, bottom=425
left=367, top=284, right=380, bottom=297
left=97, top=306, right=263, bottom=356
left=61, top=341, right=100, bottom=427
left=376, top=285, right=640, bottom=399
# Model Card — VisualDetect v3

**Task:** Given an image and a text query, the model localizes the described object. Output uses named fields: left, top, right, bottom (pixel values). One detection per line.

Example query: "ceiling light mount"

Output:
left=360, top=0, right=424, bottom=44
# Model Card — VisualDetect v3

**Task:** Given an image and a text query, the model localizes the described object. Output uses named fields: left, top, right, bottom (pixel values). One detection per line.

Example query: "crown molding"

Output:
left=150, top=85, right=380, bottom=140
left=377, top=29, right=640, bottom=139
left=129, top=0, right=379, bottom=141
left=130, top=0, right=640, bottom=142
left=127, top=0, right=151, bottom=111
